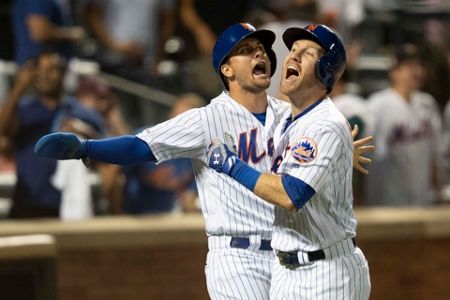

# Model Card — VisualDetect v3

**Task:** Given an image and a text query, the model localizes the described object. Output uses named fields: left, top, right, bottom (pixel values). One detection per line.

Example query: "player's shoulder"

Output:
left=414, top=90, right=437, bottom=104
left=413, top=91, right=440, bottom=113
left=311, top=99, right=351, bottom=135
left=268, top=96, right=291, bottom=115
left=320, top=98, right=347, bottom=121
left=367, top=88, right=393, bottom=102
left=206, top=91, right=242, bottom=111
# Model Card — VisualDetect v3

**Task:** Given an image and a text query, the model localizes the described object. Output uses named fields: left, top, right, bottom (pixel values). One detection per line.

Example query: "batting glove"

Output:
left=34, top=132, right=86, bottom=160
left=207, top=139, right=238, bottom=175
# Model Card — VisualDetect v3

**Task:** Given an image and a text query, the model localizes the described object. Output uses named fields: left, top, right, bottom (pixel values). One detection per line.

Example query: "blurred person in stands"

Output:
left=179, top=0, right=261, bottom=99
left=85, top=0, right=175, bottom=79
left=12, top=0, right=85, bottom=65
left=331, top=70, right=374, bottom=205
left=75, top=76, right=130, bottom=136
left=419, top=19, right=450, bottom=113
left=315, top=0, right=365, bottom=43
left=122, top=93, right=204, bottom=214
left=366, top=44, right=443, bottom=206
left=75, top=76, right=131, bottom=214
left=0, top=52, right=102, bottom=218
left=85, top=0, right=176, bottom=126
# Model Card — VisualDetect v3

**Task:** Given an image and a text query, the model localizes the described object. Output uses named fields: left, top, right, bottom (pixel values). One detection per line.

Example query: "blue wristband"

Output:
left=229, top=159, right=261, bottom=191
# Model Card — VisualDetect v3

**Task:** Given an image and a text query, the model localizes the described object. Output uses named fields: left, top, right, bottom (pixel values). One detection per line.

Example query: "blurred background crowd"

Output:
left=0, top=0, right=448, bottom=220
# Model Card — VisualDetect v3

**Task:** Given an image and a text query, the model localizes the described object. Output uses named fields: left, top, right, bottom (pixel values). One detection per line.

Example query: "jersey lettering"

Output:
left=238, top=128, right=266, bottom=164
left=271, top=145, right=291, bottom=173
left=237, top=129, right=276, bottom=164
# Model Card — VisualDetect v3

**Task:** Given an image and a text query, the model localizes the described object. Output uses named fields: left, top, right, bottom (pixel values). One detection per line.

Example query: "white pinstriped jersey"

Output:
left=271, top=97, right=355, bottom=252
left=366, top=88, right=442, bottom=206
left=137, top=91, right=290, bottom=238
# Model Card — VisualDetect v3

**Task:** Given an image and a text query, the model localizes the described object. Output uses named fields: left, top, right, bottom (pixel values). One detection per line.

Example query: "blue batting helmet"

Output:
left=212, top=23, right=276, bottom=88
left=282, top=24, right=346, bottom=93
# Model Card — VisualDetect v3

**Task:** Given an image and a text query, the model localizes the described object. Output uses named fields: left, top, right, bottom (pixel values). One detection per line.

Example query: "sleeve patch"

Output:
left=291, top=137, right=317, bottom=163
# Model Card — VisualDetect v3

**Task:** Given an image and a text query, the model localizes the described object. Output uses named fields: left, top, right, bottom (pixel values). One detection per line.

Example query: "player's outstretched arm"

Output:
left=35, top=132, right=156, bottom=165
left=207, top=139, right=314, bottom=211
left=351, top=125, right=374, bottom=176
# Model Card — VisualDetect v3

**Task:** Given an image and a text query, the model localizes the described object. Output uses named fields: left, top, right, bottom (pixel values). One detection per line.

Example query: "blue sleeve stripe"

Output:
left=86, top=135, right=156, bottom=165
left=281, top=174, right=316, bottom=209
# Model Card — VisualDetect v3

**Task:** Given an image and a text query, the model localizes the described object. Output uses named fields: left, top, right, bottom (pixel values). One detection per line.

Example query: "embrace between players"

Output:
left=35, top=23, right=372, bottom=299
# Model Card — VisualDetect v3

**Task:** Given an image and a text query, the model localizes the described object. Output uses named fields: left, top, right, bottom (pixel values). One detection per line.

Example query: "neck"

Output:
left=229, top=88, right=268, bottom=113
left=393, top=85, right=413, bottom=102
left=41, top=94, right=61, bottom=109
left=289, top=89, right=326, bottom=116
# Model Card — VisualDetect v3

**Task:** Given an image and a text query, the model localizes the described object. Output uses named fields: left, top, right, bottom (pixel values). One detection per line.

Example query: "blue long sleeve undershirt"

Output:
left=85, top=135, right=156, bottom=165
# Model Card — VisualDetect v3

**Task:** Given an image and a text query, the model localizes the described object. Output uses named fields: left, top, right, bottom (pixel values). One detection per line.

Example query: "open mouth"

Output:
left=286, top=66, right=299, bottom=80
left=253, top=61, right=267, bottom=76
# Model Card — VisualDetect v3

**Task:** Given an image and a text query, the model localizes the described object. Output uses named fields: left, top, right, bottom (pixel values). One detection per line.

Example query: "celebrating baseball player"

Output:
left=34, top=23, right=372, bottom=299
left=207, top=24, right=371, bottom=299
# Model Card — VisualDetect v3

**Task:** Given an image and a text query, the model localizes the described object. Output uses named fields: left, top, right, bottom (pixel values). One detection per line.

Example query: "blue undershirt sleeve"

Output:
left=228, top=160, right=262, bottom=191
left=85, top=135, right=156, bottom=165
left=281, top=174, right=316, bottom=209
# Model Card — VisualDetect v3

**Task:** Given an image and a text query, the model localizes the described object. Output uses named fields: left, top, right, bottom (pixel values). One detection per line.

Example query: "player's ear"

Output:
left=221, top=63, right=233, bottom=79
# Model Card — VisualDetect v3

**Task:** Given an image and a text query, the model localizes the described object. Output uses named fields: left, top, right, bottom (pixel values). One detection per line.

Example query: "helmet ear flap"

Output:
left=266, top=48, right=277, bottom=76
left=316, top=57, right=333, bottom=85
left=316, top=49, right=341, bottom=93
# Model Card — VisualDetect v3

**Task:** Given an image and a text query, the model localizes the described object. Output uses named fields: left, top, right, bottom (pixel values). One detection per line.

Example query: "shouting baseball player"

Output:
left=34, top=23, right=372, bottom=299
left=207, top=24, right=371, bottom=299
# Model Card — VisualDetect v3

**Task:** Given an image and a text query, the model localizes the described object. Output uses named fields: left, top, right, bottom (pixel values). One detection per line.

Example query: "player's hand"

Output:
left=34, top=132, right=86, bottom=160
left=352, top=125, right=374, bottom=175
left=207, top=133, right=238, bottom=174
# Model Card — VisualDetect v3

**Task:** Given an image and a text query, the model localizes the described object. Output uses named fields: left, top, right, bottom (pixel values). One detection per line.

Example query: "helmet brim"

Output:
left=282, top=27, right=325, bottom=51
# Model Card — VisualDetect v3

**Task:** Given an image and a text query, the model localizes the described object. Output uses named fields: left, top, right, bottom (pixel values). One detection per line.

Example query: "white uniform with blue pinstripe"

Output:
left=270, top=97, right=371, bottom=299
left=137, top=91, right=290, bottom=300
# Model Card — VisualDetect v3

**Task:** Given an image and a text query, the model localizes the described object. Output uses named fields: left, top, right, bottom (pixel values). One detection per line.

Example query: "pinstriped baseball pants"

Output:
left=205, top=236, right=274, bottom=300
left=270, top=247, right=371, bottom=299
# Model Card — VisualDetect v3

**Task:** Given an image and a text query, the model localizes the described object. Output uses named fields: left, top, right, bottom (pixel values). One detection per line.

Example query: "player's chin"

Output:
left=252, top=75, right=271, bottom=89
left=280, top=79, right=297, bottom=96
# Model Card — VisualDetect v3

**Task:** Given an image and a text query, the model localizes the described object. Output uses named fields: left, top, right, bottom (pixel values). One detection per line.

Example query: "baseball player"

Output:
left=366, top=45, right=443, bottom=206
left=34, top=23, right=372, bottom=299
left=207, top=24, right=371, bottom=299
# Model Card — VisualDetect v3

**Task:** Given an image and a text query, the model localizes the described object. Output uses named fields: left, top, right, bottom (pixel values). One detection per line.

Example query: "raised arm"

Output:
left=0, top=62, right=36, bottom=137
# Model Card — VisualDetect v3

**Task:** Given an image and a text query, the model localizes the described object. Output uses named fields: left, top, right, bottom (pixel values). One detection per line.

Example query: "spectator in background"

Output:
left=316, top=0, right=365, bottom=43
left=75, top=76, right=130, bottom=136
left=85, top=0, right=175, bottom=79
left=366, top=44, right=443, bottom=207
left=85, top=0, right=176, bottom=126
left=75, top=76, right=131, bottom=214
left=122, top=93, right=204, bottom=214
left=419, top=20, right=450, bottom=113
left=12, top=0, right=85, bottom=65
left=0, top=52, right=102, bottom=218
left=179, top=0, right=260, bottom=99
left=331, top=70, right=374, bottom=205
left=331, top=70, right=373, bottom=140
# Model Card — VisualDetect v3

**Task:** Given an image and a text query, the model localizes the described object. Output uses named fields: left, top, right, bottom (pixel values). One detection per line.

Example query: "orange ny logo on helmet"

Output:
left=240, top=23, right=255, bottom=31
left=306, top=24, right=318, bottom=31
